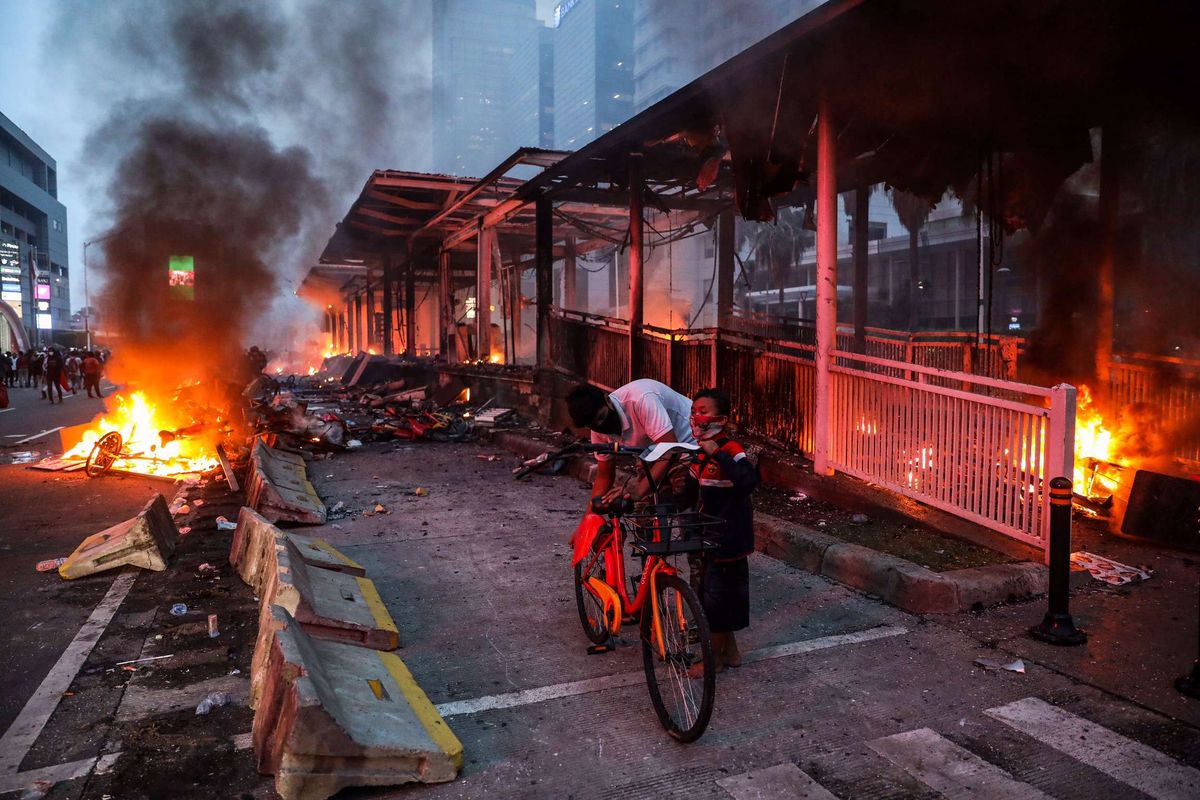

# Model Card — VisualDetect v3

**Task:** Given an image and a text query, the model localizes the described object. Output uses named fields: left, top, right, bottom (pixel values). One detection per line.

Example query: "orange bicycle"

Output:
left=517, top=441, right=720, bottom=741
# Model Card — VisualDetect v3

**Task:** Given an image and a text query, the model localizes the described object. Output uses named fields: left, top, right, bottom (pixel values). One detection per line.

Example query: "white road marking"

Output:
left=868, top=727, right=1051, bottom=799
left=12, top=426, right=64, bottom=445
left=0, top=752, right=122, bottom=794
left=0, top=572, right=137, bottom=775
left=986, top=697, right=1200, bottom=799
left=717, top=762, right=839, bottom=800
left=436, top=625, right=907, bottom=718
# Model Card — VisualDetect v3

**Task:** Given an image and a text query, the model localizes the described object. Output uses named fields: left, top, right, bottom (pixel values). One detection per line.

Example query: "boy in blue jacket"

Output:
left=689, top=388, right=759, bottom=671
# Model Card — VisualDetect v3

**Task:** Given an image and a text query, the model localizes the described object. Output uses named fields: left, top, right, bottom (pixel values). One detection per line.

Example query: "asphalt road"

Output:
left=307, top=442, right=1200, bottom=800
left=0, top=384, right=156, bottom=738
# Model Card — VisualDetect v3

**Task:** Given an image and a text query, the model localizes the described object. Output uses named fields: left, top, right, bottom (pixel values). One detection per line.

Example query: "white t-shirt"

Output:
left=591, top=379, right=696, bottom=461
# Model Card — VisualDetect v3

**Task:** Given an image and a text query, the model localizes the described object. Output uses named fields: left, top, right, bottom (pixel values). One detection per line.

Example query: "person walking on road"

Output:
left=44, top=347, right=64, bottom=403
left=65, top=350, right=81, bottom=393
left=83, top=351, right=104, bottom=398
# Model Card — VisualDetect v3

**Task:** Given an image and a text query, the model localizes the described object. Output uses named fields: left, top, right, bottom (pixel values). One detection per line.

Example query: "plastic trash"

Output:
left=36, top=557, right=67, bottom=573
left=347, top=439, right=363, bottom=449
left=851, top=513, right=870, bottom=524
left=974, top=656, right=1026, bottom=674
left=208, top=614, right=220, bottom=638
left=193, top=498, right=205, bottom=507
left=214, top=516, right=236, bottom=531
left=194, top=691, right=233, bottom=715
left=170, top=603, right=188, bottom=616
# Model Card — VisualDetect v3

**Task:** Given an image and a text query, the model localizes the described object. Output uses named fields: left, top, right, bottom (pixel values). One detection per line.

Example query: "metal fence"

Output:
left=548, top=310, right=1198, bottom=550
left=829, top=353, right=1073, bottom=550
left=1109, top=354, right=1200, bottom=466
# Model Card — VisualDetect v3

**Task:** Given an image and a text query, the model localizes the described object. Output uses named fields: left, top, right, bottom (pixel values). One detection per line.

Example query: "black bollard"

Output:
left=1030, top=477, right=1088, bottom=646
left=1176, top=580, right=1200, bottom=699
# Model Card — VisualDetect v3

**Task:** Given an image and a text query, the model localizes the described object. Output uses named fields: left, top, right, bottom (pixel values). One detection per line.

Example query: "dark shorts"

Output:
left=700, top=556, right=749, bottom=633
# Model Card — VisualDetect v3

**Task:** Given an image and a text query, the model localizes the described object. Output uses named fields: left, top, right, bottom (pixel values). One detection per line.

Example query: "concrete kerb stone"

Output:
left=946, top=561, right=1049, bottom=610
left=253, top=606, right=461, bottom=800
left=59, top=494, right=179, bottom=580
left=247, top=440, right=327, bottom=526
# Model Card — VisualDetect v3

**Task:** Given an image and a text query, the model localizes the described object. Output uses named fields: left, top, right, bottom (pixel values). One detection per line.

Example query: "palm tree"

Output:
left=737, top=205, right=810, bottom=313
left=890, top=189, right=934, bottom=330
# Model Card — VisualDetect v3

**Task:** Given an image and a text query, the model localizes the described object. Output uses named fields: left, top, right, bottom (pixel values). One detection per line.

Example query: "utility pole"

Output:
left=81, top=232, right=116, bottom=350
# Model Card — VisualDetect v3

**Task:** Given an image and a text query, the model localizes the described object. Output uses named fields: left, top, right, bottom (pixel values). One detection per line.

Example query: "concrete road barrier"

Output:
left=231, top=507, right=365, bottom=595
left=264, top=539, right=399, bottom=651
left=59, top=494, right=178, bottom=580
left=246, top=440, right=327, bottom=526
left=253, top=606, right=461, bottom=799
left=285, top=533, right=366, bottom=577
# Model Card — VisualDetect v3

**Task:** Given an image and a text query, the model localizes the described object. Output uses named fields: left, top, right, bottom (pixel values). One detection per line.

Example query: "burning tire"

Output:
left=85, top=431, right=124, bottom=478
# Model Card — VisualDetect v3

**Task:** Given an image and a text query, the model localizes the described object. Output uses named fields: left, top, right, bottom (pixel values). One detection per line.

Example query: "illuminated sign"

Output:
left=1, top=291, right=20, bottom=304
left=0, top=241, right=19, bottom=276
left=35, top=280, right=51, bottom=301
left=168, top=255, right=195, bottom=300
left=553, top=0, right=580, bottom=27
left=37, top=313, right=52, bottom=330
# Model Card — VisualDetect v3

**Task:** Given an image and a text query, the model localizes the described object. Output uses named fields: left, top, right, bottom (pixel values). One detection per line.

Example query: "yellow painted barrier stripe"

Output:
left=355, top=576, right=400, bottom=636
left=376, top=651, right=464, bottom=766
left=312, top=538, right=363, bottom=570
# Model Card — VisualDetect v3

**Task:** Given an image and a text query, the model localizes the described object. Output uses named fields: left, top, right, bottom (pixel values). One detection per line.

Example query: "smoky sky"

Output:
left=46, top=0, right=432, bottom=375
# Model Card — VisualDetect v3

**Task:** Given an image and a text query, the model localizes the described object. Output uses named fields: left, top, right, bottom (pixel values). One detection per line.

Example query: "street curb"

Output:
left=486, top=429, right=1048, bottom=614
left=755, top=512, right=1048, bottom=614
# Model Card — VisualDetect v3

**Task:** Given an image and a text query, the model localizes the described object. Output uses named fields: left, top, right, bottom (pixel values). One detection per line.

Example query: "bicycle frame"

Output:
left=574, top=510, right=681, bottom=657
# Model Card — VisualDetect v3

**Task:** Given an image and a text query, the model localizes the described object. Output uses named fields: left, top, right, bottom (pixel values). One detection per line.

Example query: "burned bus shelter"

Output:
left=303, top=0, right=1200, bottom=552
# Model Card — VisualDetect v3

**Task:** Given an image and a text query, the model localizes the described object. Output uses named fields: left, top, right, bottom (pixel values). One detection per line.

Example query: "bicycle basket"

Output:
left=623, top=505, right=722, bottom=556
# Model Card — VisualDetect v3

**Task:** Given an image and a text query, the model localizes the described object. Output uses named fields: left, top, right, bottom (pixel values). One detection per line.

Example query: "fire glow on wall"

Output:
left=168, top=255, right=195, bottom=300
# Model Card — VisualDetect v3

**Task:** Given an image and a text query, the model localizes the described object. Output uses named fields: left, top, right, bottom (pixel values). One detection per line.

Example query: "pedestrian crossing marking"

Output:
left=868, top=727, right=1051, bottom=799
left=717, top=762, right=839, bottom=800
left=986, top=697, right=1200, bottom=800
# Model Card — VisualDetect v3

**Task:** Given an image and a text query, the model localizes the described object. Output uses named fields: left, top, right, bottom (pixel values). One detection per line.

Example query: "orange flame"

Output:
left=64, top=391, right=220, bottom=478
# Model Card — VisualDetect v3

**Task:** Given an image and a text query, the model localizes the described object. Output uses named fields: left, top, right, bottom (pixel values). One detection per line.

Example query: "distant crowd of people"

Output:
left=2, top=347, right=110, bottom=403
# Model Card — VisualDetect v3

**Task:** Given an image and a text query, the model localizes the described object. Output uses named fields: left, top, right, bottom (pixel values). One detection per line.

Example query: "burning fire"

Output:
left=64, top=391, right=221, bottom=478
left=1073, top=384, right=1122, bottom=494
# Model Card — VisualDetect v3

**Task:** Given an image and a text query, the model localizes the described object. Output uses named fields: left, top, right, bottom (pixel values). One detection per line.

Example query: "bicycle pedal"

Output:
left=586, top=642, right=615, bottom=655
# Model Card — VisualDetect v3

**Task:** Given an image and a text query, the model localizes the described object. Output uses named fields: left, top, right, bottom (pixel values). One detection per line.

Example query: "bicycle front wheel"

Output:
left=640, top=572, right=715, bottom=742
left=574, top=552, right=615, bottom=645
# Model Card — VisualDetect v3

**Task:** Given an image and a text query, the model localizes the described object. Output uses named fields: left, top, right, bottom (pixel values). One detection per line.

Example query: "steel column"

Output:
left=535, top=195, right=553, bottom=368
left=564, top=234, right=577, bottom=310
left=1096, top=124, right=1119, bottom=387
left=405, top=253, right=416, bottom=356
left=852, top=187, right=869, bottom=353
left=813, top=99, right=837, bottom=476
left=476, top=223, right=493, bottom=361
left=628, top=153, right=645, bottom=379
left=439, top=250, right=453, bottom=362
left=717, top=207, right=735, bottom=327
left=381, top=252, right=395, bottom=355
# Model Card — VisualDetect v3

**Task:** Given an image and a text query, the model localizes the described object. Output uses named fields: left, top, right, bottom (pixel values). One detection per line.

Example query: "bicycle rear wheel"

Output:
left=640, top=572, right=715, bottom=742
left=574, top=549, right=616, bottom=645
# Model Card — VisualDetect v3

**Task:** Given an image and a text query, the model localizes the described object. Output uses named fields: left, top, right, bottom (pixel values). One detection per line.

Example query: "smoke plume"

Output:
left=48, top=0, right=432, bottom=386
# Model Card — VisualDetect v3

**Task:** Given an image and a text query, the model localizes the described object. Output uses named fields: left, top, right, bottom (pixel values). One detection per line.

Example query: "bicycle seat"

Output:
left=639, top=442, right=700, bottom=463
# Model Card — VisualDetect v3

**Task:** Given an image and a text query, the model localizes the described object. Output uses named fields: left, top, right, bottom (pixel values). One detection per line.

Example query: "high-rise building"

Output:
left=0, top=110, right=69, bottom=350
left=553, top=0, right=634, bottom=150
left=508, top=24, right=556, bottom=150
left=633, top=0, right=825, bottom=111
left=433, top=0, right=538, bottom=177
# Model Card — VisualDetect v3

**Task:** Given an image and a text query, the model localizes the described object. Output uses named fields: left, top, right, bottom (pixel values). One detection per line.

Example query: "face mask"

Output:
left=690, top=414, right=725, bottom=441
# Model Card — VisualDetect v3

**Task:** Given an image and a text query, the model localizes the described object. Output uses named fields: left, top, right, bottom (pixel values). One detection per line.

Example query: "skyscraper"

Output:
left=553, top=0, right=634, bottom=150
left=508, top=24, right=556, bottom=150
left=633, top=0, right=826, bottom=111
left=433, top=0, right=538, bottom=176
left=0, top=110, right=69, bottom=349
